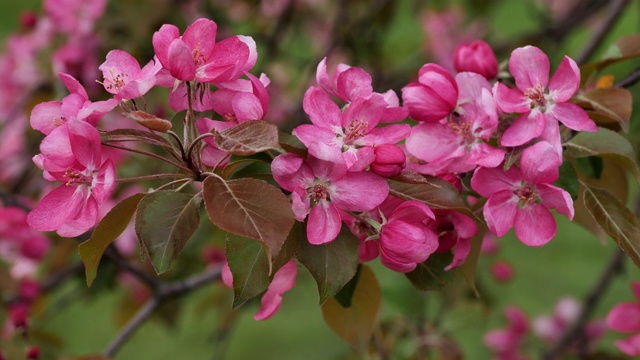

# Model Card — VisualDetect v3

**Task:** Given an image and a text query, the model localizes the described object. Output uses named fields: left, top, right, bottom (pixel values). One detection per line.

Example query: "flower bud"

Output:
left=402, top=63, right=458, bottom=122
left=370, top=144, right=406, bottom=178
left=454, top=40, right=499, bottom=80
left=26, top=346, right=40, bottom=360
left=491, top=260, right=514, bottom=283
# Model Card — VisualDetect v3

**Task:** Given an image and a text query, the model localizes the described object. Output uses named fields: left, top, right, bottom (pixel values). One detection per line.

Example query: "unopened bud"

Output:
left=26, top=346, right=40, bottom=360
left=454, top=40, right=499, bottom=80
left=491, top=260, right=514, bottom=283
left=370, top=144, right=406, bottom=178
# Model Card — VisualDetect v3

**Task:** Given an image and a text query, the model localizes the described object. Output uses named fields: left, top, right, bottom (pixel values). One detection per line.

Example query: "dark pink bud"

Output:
left=437, top=172, right=461, bottom=192
left=26, top=346, right=40, bottom=360
left=402, top=63, right=458, bottom=122
left=491, top=260, right=514, bottom=283
left=9, top=303, right=29, bottom=329
left=453, top=40, right=499, bottom=80
left=19, top=279, right=40, bottom=302
left=20, top=11, right=38, bottom=30
left=370, top=144, right=406, bottom=178
left=20, top=236, right=49, bottom=260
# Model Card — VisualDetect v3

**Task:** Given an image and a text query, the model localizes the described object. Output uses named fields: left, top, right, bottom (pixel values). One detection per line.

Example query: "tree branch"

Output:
left=615, top=66, right=640, bottom=88
left=574, top=0, right=630, bottom=65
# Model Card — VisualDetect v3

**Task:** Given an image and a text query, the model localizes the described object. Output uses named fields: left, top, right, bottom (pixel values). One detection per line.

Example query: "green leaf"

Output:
left=574, top=156, right=603, bottom=180
left=573, top=88, right=632, bottom=132
left=79, top=193, right=146, bottom=287
left=296, top=224, right=359, bottom=304
left=565, top=128, right=640, bottom=184
left=405, top=252, right=455, bottom=291
left=278, top=131, right=308, bottom=157
left=225, top=233, right=271, bottom=308
left=580, top=34, right=640, bottom=85
left=321, top=264, right=380, bottom=355
left=389, top=173, right=475, bottom=218
left=334, top=265, right=362, bottom=308
left=554, top=161, right=580, bottom=200
left=135, top=191, right=202, bottom=274
left=202, top=176, right=295, bottom=265
left=214, top=120, right=282, bottom=156
left=580, top=181, right=640, bottom=269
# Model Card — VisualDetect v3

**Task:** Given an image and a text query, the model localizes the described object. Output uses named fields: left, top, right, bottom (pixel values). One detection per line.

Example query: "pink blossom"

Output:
left=494, top=46, right=597, bottom=149
left=294, top=86, right=410, bottom=172
left=402, top=63, right=458, bottom=123
left=370, top=144, right=406, bottom=178
left=429, top=210, right=478, bottom=270
left=222, top=260, right=297, bottom=321
left=406, top=72, right=504, bottom=175
left=453, top=40, right=499, bottom=79
left=152, top=18, right=256, bottom=83
left=98, top=50, right=161, bottom=100
left=44, top=0, right=106, bottom=36
left=491, top=260, right=514, bottom=283
left=315, top=58, right=407, bottom=122
left=271, top=143, right=389, bottom=244
left=535, top=297, right=604, bottom=349
left=28, top=120, right=115, bottom=237
left=484, top=306, right=529, bottom=360
left=470, top=141, right=573, bottom=246
left=606, top=281, right=640, bottom=356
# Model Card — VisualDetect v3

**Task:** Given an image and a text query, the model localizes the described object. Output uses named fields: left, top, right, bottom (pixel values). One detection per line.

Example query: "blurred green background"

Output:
left=2, top=0, right=640, bottom=359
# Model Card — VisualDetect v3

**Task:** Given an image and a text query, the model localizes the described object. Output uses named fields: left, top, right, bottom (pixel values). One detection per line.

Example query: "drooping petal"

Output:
left=361, top=124, right=410, bottom=146
left=467, top=142, right=506, bottom=168
left=307, top=200, right=341, bottom=244
left=342, top=147, right=375, bottom=172
left=538, top=184, right=574, bottom=220
left=254, top=259, right=297, bottom=321
left=483, top=190, right=518, bottom=237
left=232, top=93, right=263, bottom=122
left=307, top=142, right=347, bottom=181
left=514, top=204, right=556, bottom=246
left=548, top=102, right=597, bottom=132
left=500, top=111, right=545, bottom=147
left=330, top=171, right=389, bottom=212
left=615, top=333, right=640, bottom=357
left=406, top=122, right=464, bottom=164
left=68, top=119, right=101, bottom=169
left=152, top=24, right=180, bottom=69
left=509, top=46, right=550, bottom=92
left=445, top=235, right=471, bottom=271
left=30, top=101, right=63, bottom=135
left=549, top=56, right=580, bottom=102
left=57, top=194, right=99, bottom=237
left=27, top=185, right=85, bottom=232
left=271, top=153, right=313, bottom=192
left=198, top=36, right=250, bottom=83
left=292, top=124, right=337, bottom=149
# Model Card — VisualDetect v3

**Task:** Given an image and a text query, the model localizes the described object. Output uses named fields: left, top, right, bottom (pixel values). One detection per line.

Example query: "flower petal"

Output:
left=307, top=201, right=341, bottom=244
left=548, top=102, right=597, bottom=132
left=500, top=111, right=545, bottom=147
left=514, top=204, right=556, bottom=246
left=509, top=46, right=550, bottom=92
left=549, top=56, right=580, bottom=102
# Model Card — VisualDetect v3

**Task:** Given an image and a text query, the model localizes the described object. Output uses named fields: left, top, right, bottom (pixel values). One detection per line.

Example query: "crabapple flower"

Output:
left=606, top=281, right=640, bottom=356
left=535, top=297, right=604, bottom=349
left=471, top=141, right=574, bottom=246
left=44, top=0, right=106, bottom=36
left=429, top=210, right=478, bottom=270
left=484, top=306, right=529, bottom=360
left=453, top=40, right=498, bottom=79
left=402, top=63, right=458, bottom=122
left=271, top=143, right=389, bottom=244
left=493, top=46, right=597, bottom=149
left=98, top=50, right=161, bottom=100
left=30, top=73, right=117, bottom=135
left=294, top=86, right=410, bottom=171
left=28, top=120, right=115, bottom=237
left=152, top=18, right=256, bottom=83
left=370, top=144, right=406, bottom=178
left=406, top=72, right=504, bottom=175
left=222, top=259, right=297, bottom=321
left=315, top=58, right=408, bottom=122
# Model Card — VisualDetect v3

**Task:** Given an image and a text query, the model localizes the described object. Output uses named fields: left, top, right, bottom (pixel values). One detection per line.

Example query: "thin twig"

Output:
left=542, top=248, right=626, bottom=359
left=104, top=296, right=160, bottom=357
left=574, top=0, right=630, bottom=65
left=102, top=143, right=191, bottom=172
left=615, top=66, right=640, bottom=88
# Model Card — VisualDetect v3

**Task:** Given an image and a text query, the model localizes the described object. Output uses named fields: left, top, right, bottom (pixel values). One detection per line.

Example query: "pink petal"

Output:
left=380, top=222, right=437, bottom=273
left=307, top=142, right=347, bottom=181
left=336, top=67, right=373, bottom=102
left=467, top=142, right=505, bottom=168
left=632, top=281, right=640, bottom=301
left=307, top=200, right=341, bottom=244
left=342, top=95, right=385, bottom=131
left=181, top=18, right=217, bottom=60
left=92, top=159, right=116, bottom=204
left=606, top=303, right=640, bottom=333
left=361, top=124, right=410, bottom=146
left=291, top=188, right=310, bottom=221
left=247, top=73, right=268, bottom=115
left=152, top=24, right=180, bottom=69
left=221, top=262, right=233, bottom=288
left=27, top=185, right=85, bottom=232
left=509, top=46, right=550, bottom=92
left=519, top=141, right=561, bottom=184
left=302, top=86, right=342, bottom=129
left=292, top=124, right=336, bottom=149
left=514, top=204, right=556, bottom=246
left=342, top=147, right=375, bottom=172
left=549, top=56, right=580, bottom=102
left=167, top=39, right=196, bottom=81
left=271, top=153, right=313, bottom=192
left=538, top=184, right=574, bottom=220
left=548, top=102, right=597, bottom=132
left=615, top=333, right=640, bottom=356
left=417, top=63, right=458, bottom=109
left=402, top=82, right=453, bottom=122
left=470, top=165, right=521, bottom=198
left=405, top=122, right=464, bottom=164
left=99, top=50, right=141, bottom=94
left=254, top=259, right=297, bottom=321
left=389, top=200, right=435, bottom=222
left=198, top=36, right=250, bottom=83
left=57, top=194, right=99, bottom=237
left=315, top=57, right=338, bottom=97
left=39, top=125, right=74, bottom=171
left=330, top=171, right=388, bottom=212
left=58, top=72, right=88, bottom=100
left=237, top=35, right=257, bottom=74
left=483, top=190, right=518, bottom=237
left=493, top=82, right=529, bottom=114
left=445, top=235, right=471, bottom=271
left=30, top=101, right=63, bottom=135
left=500, top=111, right=545, bottom=147
left=232, top=93, right=263, bottom=121
left=68, top=120, right=101, bottom=169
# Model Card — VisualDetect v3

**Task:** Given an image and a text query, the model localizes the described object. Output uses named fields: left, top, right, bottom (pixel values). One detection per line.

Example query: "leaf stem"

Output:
left=102, top=143, right=190, bottom=172
left=116, top=173, right=189, bottom=183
